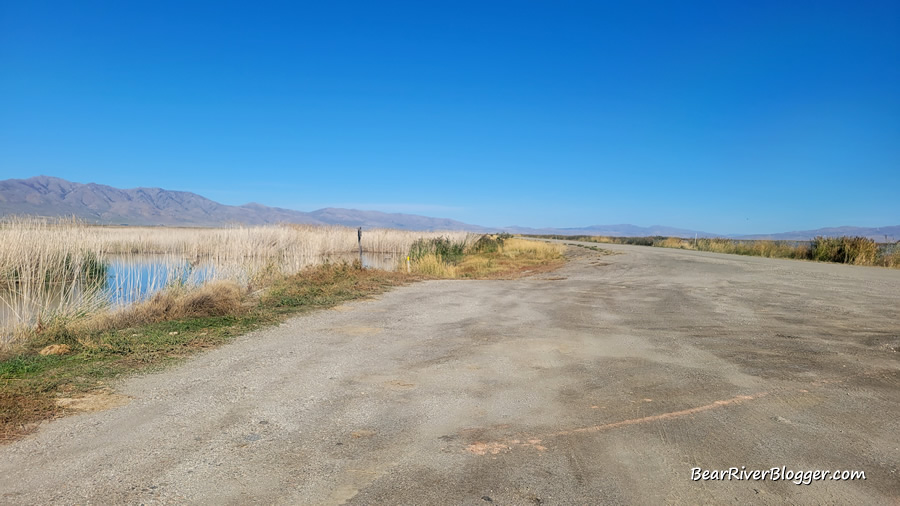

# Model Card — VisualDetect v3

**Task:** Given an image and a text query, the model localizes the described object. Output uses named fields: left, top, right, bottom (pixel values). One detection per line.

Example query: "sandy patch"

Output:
left=332, top=326, right=382, bottom=336
left=56, top=390, right=131, bottom=413
left=385, top=379, right=415, bottom=389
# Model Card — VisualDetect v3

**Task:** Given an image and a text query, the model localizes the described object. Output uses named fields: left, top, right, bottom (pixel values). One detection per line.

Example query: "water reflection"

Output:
left=1, top=251, right=401, bottom=342
left=105, top=252, right=400, bottom=305
left=106, top=255, right=218, bottom=306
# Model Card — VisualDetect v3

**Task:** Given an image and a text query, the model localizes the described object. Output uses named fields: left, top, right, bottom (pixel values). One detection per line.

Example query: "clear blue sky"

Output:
left=2, top=1, right=898, bottom=233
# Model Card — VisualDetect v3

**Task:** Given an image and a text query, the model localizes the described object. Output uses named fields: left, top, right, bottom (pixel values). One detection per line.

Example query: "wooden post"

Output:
left=357, top=227, right=363, bottom=265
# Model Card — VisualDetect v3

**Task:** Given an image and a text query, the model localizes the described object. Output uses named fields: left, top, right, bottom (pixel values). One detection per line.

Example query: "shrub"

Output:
left=472, top=235, right=502, bottom=254
left=809, top=236, right=878, bottom=265
left=408, top=237, right=466, bottom=263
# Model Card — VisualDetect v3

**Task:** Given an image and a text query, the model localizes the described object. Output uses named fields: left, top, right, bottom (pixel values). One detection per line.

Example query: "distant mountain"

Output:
left=506, top=224, right=899, bottom=241
left=734, top=226, right=900, bottom=242
left=0, top=176, right=485, bottom=230
left=511, top=224, right=900, bottom=241
left=2, top=176, right=895, bottom=239
left=0, top=176, right=318, bottom=226
left=309, top=208, right=487, bottom=231
left=501, top=224, right=719, bottom=238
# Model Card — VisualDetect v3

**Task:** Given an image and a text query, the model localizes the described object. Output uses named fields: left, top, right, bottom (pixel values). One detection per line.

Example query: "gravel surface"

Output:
left=1, top=242, right=898, bottom=504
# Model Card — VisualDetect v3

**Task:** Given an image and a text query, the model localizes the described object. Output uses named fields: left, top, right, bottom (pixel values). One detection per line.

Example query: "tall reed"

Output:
left=0, top=216, right=470, bottom=346
left=809, top=236, right=879, bottom=265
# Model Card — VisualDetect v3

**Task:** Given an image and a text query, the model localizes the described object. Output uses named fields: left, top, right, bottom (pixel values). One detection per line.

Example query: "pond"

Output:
left=0, top=251, right=402, bottom=344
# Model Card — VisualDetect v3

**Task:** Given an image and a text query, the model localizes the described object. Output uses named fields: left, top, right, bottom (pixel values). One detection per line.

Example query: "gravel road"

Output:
left=2, top=242, right=898, bottom=505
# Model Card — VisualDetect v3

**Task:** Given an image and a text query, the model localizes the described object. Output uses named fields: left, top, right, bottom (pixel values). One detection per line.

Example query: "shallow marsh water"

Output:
left=0, top=251, right=401, bottom=344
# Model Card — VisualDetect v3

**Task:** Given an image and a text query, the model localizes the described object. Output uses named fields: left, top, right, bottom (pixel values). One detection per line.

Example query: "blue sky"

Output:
left=1, top=1, right=898, bottom=234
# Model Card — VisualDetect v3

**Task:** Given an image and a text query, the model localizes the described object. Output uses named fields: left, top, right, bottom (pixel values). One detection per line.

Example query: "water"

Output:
left=105, top=255, right=218, bottom=305
left=0, top=251, right=402, bottom=342
left=109, top=251, right=402, bottom=303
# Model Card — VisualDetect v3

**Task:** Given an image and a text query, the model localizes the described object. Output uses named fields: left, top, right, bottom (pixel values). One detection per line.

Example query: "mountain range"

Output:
left=1, top=176, right=896, bottom=240
left=0, top=176, right=485, bottom=230
left=734, top=226, right=900, bottom=242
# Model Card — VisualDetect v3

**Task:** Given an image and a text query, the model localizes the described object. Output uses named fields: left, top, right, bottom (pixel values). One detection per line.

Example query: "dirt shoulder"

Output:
left=1, top=242, right=564, bottom=442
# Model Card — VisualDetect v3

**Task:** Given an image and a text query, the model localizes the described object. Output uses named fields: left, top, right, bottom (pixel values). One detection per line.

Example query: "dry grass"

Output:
left=537, top=233, right=898, bottom=268
left=0, top=216, right=468, bottom=268
left=884, top=251, right=900, bottom=268
left=411, top=254, right=459, bottom=277
left=677, top=238, right=810, bottom=259
left=0, top=231, right=565, bottom=440
left=76, top=281, right=244, bottom=336
left=0, top=229, right=567, bottom=440
left=0, top=216, right=469, bottom=347
left=670, top=236, right=887, bottom=265
left=412, top=237, right=566, bottom=279
left=658, top=237, right=686, bottom=249
left=0, top=262, right=411, bottom=441
left=808, top=236, right=879, bottom=265
left=500, top=238, right=566, bottom=259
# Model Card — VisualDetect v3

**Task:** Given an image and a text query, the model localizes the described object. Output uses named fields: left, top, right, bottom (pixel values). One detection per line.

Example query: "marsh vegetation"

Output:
left=0, top=217, right=470, bottom=347
left=408, top=234, right=565, bottom=278
left=528, top=234, right=899, bottom=268
left=0, top=221, right=565, bottom=439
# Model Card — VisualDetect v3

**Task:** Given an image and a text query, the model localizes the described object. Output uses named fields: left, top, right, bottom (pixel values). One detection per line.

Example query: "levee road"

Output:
left=2, top=241, right=898, bottom=504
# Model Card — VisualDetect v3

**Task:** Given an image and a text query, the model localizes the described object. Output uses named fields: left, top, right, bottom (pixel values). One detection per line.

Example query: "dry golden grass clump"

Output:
left=21, top=281, right=245, bottom=348
left=0, top=216, right=469, bottom=274
left=411, top=254, right=459, bottom=277
left=499, top=238, right=566, bottom=259
left=884, top=251, right=900, bottom=268
left=411, top=236, right=565, bottom=279
left=658, top=237, right=686, bottom=249
left=567, top=232, right=895, bottom=267
left=0, top=216, right=470, bottom=347
left=85, top=280, right=244, bottom=332
left=808, top=236, right=880, bottom=265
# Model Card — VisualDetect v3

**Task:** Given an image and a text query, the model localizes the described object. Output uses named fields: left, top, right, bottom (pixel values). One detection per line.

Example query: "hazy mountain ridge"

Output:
left=0, top=176, right=484, bottom=230
left=1, top=176, right=895, bottom=239
left=505, top=224, right=900, bottom=241
left=308, top=208, right=489, bottom=231
left=734, top=226, right=900, bottom=241
left=0, top=176, right=320, bottom=226
left=501, top=224, right=721, bottom=238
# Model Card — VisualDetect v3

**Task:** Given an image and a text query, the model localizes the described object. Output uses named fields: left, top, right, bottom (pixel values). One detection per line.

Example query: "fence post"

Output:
left=358, top=227, right=363, bottom=265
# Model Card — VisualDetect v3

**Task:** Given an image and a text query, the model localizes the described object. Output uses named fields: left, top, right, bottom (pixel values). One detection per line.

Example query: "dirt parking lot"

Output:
left=1, top=242, right=898, bottom=504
